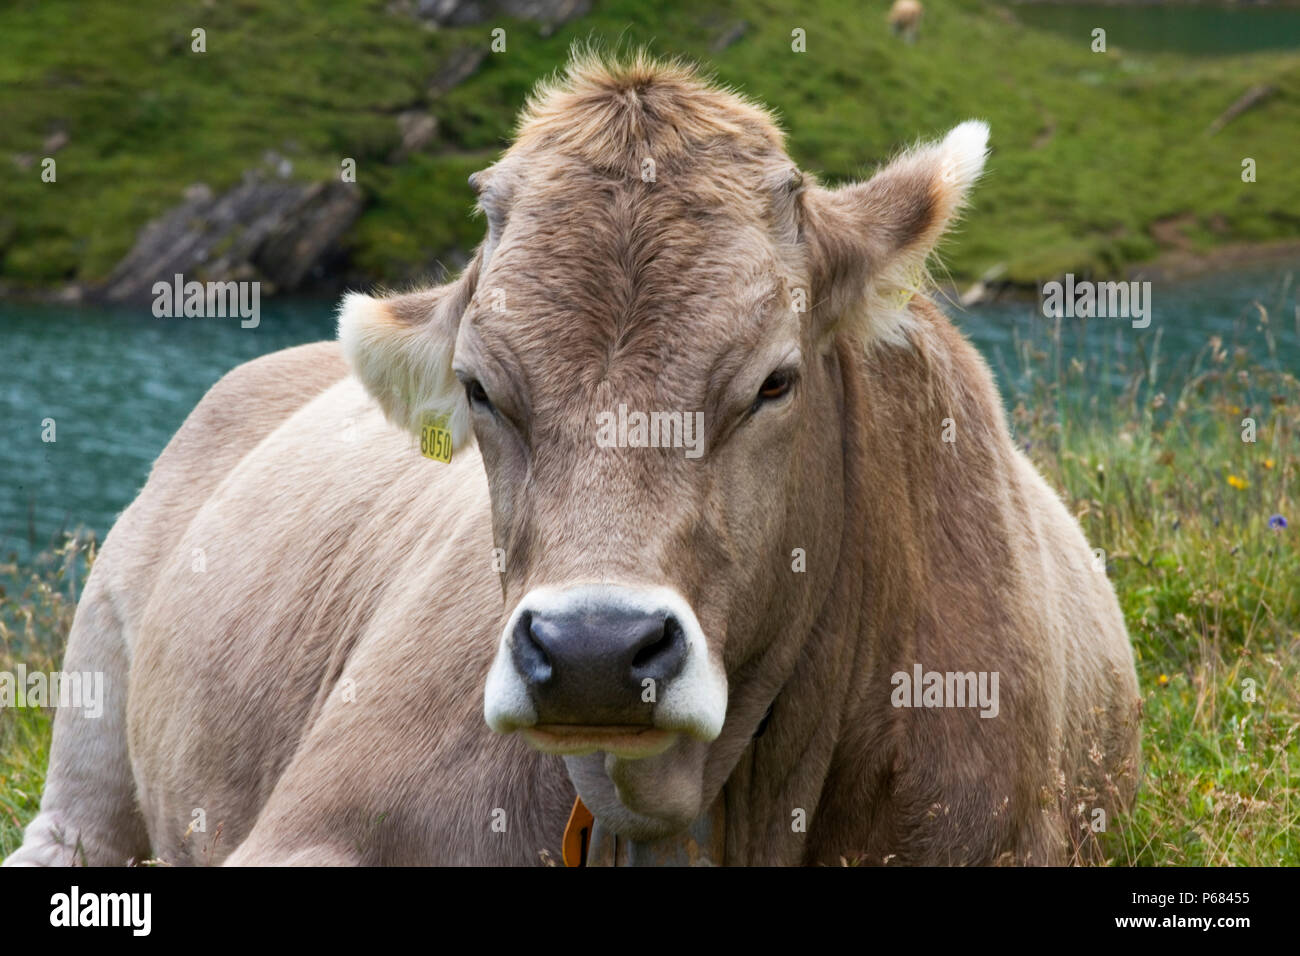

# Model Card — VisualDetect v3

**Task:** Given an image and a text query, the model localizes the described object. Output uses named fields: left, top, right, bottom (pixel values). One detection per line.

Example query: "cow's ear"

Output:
left=337, top=262, right=479, bottom=446
left=801, top=120, right=988, bottom=344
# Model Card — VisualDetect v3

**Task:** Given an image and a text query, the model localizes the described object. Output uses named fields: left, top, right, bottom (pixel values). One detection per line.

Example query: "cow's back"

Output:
left=95, top=341, right=350, bottom=631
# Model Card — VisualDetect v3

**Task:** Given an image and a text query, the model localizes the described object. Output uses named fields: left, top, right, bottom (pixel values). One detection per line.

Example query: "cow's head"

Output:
left=339, top=52, right=987, bottom=839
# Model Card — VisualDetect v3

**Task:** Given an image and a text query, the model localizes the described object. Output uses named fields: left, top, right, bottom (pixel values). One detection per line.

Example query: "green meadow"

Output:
left=1, top=0, right=1297, bottom=289
left=1012, top=312, right=1297, bottom=864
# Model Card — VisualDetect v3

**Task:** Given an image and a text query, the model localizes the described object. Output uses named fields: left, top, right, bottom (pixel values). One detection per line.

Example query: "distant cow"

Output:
left=889, top=0, right=924, bottom=44
left=7, top=52, right=1140, bottom=867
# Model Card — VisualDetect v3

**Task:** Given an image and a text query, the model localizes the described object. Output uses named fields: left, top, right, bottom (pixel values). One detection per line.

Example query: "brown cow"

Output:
left=6, top=51, right=1140, bottom=867
left=889, top=0, right=924, bottom=44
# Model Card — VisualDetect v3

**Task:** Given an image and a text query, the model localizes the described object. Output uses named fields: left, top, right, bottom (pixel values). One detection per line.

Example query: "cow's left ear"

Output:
left=801, top=120, right=989, bottom=343
left=336, top=260, right=479, bottom=447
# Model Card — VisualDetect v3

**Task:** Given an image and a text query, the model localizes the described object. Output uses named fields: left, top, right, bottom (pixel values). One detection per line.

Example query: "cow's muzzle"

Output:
left=483, top=584, right=727, bottom=756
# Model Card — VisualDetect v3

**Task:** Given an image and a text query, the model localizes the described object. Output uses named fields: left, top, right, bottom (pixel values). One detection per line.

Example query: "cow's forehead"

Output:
left=469, top=266, right=791, bottom=396
left=467, top=177, right=794, bottom=363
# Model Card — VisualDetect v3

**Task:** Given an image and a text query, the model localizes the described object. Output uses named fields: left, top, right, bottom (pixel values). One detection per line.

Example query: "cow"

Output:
left=889, top=0, right=924, bottom=45
left=6, top=51, right=1140, bottom=867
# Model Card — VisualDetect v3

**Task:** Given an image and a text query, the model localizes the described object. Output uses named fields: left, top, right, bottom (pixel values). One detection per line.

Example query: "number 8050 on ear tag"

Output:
left=419, top=415, right=453, bottom=463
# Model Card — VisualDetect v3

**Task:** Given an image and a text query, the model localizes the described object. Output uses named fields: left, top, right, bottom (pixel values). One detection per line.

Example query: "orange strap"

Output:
left=562, top=795, right=594, bottom=867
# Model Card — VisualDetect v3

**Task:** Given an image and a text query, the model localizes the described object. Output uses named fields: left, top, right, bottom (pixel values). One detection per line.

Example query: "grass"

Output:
left=1, top=0, right=1298, bottom=290
left=0, top=532, right=89, bottom=856
left=1000, top=303, right=1299, bottom=864
left=1, top=310, right=1295, bottom=864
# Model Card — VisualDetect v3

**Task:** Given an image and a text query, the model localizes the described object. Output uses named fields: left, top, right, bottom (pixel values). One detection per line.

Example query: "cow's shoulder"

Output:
left=156, top=340, right=349, bottom=482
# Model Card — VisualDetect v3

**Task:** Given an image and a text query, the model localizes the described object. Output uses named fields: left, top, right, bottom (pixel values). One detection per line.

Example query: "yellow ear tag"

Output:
left=887, top=263, right=925, bottom=311
left=887, top=286, right=915, bottom=310
left=419, top=414, right=453, bottom=463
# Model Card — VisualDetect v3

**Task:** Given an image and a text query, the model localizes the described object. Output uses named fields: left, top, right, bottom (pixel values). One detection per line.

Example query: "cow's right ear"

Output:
left=800, top=121, right=989, bottom=345
left=336, top=264, right=479, bottom=447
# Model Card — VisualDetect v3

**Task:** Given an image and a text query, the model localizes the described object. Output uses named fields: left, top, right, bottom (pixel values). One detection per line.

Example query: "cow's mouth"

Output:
left=522, top=724, right=677, bottom=759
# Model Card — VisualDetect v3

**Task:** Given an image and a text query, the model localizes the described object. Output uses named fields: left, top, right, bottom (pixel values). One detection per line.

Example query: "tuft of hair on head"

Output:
left=512, top=43, right=787, bottom=172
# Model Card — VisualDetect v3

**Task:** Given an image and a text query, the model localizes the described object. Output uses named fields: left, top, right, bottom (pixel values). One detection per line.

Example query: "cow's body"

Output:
left=8, top=54, right=1140, bottom=867
left=889, top=0, right=923, bottom=43
left=12, top=313, right=1138, bottom=866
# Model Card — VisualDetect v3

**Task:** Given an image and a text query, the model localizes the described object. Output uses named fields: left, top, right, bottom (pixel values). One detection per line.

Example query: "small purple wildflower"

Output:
left=1268, top=514, right=1287, bottom=530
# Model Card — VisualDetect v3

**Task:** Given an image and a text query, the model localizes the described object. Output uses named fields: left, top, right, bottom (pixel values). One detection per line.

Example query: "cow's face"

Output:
left=340, top=60, right=986, bottom=838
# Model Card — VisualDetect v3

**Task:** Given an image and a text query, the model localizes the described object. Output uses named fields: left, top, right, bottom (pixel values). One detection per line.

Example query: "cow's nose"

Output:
left=512, top=606, right=687, bottom=725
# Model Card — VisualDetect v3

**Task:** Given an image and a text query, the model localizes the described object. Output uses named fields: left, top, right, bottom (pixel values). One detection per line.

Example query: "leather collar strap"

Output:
left=562, top=795, right=594, bottom=867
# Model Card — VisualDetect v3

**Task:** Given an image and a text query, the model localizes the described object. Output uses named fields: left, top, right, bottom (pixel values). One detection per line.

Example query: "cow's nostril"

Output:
left=630, top=615, right=686, bottom=679
left=514, top=611, right=553, bottom=684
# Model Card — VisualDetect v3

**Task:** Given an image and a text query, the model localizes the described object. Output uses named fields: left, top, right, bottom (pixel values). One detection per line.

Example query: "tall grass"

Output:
left=1000, top=295, right=1299, bottom=865
left=0, top=532, right=92, bottom=856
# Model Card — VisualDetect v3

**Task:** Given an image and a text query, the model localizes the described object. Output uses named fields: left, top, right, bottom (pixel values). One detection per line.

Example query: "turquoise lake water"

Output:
left=2, top=263, right=1297, bottom=557
left=1012, top=2, right=1300, bottom=56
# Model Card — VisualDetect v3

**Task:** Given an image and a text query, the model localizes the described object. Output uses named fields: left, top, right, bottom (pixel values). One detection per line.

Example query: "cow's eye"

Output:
left=465, top=379, right=494, bottom=412
left=753, top=369, right=794, bottom=410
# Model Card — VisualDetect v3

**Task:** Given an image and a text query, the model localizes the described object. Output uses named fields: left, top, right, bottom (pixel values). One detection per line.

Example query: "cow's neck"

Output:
left=585, top=783, right=727, bottom=866
left=714, top=332, right=891, bottom=864
left=708, top=313, right=992, bottom=864
left=795, top=304, right=1018, bottom=863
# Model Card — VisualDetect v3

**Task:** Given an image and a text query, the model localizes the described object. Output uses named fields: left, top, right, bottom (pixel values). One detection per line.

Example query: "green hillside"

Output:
left=0, top=0, right=1296, bottom=292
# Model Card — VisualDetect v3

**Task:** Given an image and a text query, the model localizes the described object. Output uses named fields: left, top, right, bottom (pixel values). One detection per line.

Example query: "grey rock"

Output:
left=53, top=283, right=84, bottom=304
left=427, top=46, right=488, bottom=98
left=392, top=110, right=440, bottom=161
left=43, top=130, right=70, bottom=154
left=98, top=170, right=363, bottom=303
left=712, top=21, right=748, bottom=52
left=408, top=0, right=590, bottom=28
